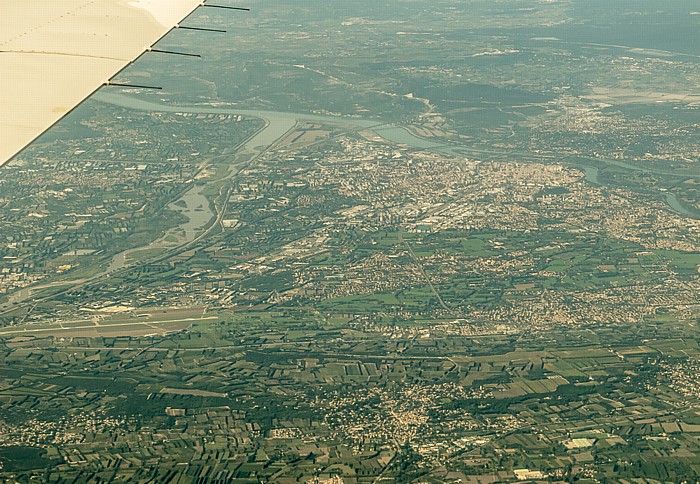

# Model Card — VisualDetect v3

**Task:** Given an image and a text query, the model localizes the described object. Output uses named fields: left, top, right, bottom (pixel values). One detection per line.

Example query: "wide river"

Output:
left=94, top=92, right=451, bottom=152
left=94, top=91, right=695, bottom=252
left=86, top=91, right=468, bottom=281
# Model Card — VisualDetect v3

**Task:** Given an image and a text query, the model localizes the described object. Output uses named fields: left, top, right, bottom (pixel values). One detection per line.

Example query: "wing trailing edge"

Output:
left=0, top=0, right=207, bottom=165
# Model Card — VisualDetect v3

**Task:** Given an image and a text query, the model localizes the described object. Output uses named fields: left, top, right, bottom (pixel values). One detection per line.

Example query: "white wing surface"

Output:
left=0, top=0, right=204, bottom=165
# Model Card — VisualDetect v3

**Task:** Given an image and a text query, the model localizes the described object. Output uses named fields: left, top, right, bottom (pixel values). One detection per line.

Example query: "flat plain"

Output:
left=0, top=0, right=698, bottom=482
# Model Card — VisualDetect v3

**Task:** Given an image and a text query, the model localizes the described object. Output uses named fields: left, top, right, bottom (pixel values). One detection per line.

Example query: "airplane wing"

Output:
left=0, top=0, right=205, bottom=166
